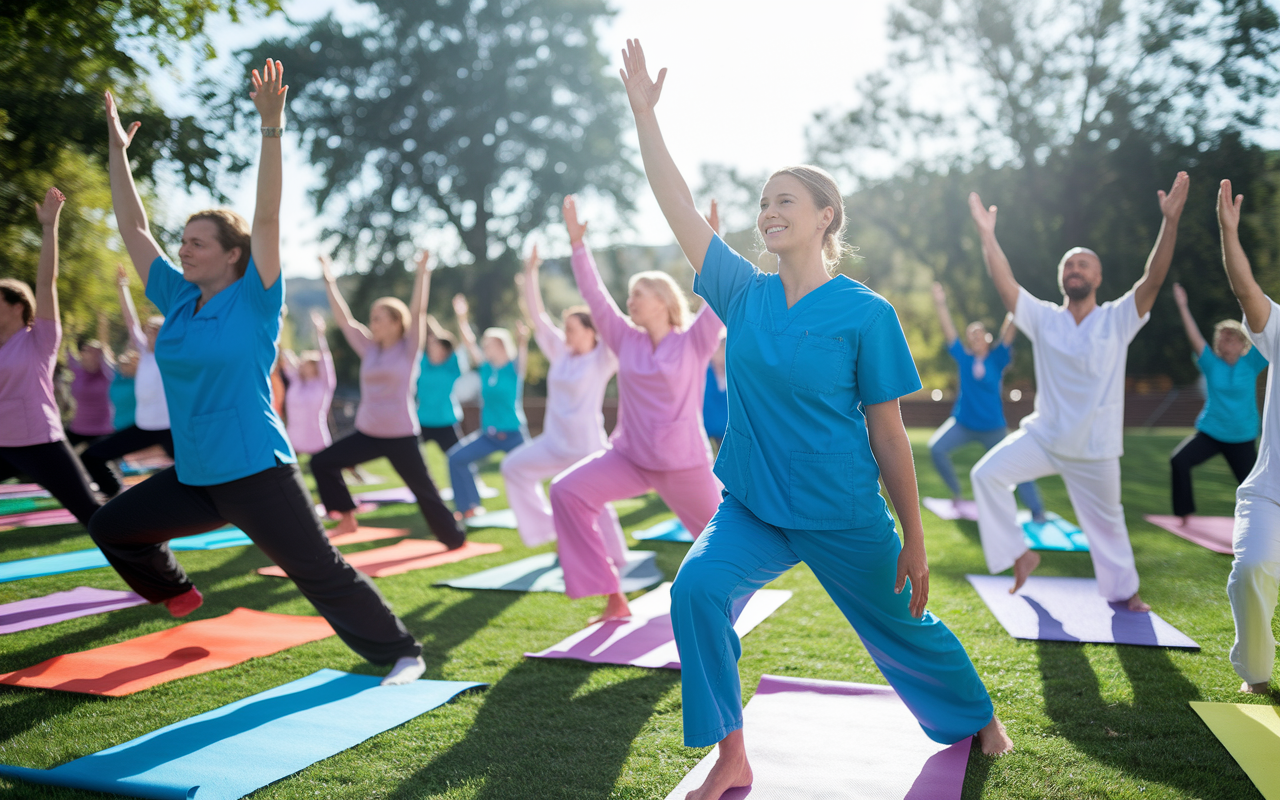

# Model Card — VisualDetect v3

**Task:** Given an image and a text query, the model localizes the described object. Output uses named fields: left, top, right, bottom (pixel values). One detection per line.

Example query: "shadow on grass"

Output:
left=1037, top=641, right=1258, bottom=799
left=400, top=589, right=523, bottom=680
left=616, top=494, right=672, bottom=529
left=389, top=659, right=679, bottom=800
left=0, top=687, right=104, bottom=743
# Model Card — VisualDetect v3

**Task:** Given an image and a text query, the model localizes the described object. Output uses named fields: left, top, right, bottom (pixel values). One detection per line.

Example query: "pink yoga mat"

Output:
left=922, top=497, right=979, bottom=521
left=0, top=587, right=147, bottom=635
left=0, top=484, right=48, bottom=499
left=1144, top=514, right=1233, bottom=555
left=0, top=507, right=77, bottom=530
left=526, top=582, right=791, bottom=669
left=664, top=674, right=971, bottom=799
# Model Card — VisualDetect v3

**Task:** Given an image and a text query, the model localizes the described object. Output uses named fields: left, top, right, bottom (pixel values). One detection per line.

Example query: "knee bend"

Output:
left=670, top=564, right=732, bottom=616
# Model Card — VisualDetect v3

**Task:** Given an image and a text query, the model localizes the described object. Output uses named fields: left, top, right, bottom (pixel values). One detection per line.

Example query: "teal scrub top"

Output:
left=416, top=351, right=462, bottom=427
left=110, top=374, right=136, bottom=431
left=694, top=236, right=922, bottom=531
left=147, top=255, right=296, bottom=486
left=1196, top=346, right=1268, bottom=444
left=478, top=361, right=525, bottom=433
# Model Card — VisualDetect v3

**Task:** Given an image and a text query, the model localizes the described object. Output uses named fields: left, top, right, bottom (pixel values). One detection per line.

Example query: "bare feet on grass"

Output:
left=588, top=592, right=632, bottom=624
left=330, top=511, right=359, bottom=536
left=1241, top=681, right=1271, bottom=694
left=1126, top=593, right=1150, bottom=613
left=1009, top=549, right=1040, bottom=593
left=977, top=715, right=1014, bottom=756
left=686, top=729, right=752, bottom=800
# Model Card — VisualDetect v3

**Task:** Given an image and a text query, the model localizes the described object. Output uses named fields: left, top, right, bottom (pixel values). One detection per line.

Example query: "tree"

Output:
left=232, top=0, right=636, bottom=327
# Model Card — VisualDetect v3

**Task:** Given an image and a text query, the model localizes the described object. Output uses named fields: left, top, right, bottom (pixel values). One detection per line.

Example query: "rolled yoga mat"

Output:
left=1191, top=701, right=1280, bottom=800
left=1144, top=514, right=1233, bottom=555
left=966, top=574, right=1199, bottom=649
left=526, top=581, right=791, bottom=669
left=632, top=518, right=694, bottom=543
left=0, top=668, right=484, bottom=800
left=663, top=674, right=971, bottom=800
left=0, top=528, right=254, bottom=584
left=258, top=539, right=502, bottom=579
left=0, top=607, right=335, bottom=696
left=0, top=587, right=148, bottom=635
left=437, top=550, right=663, bottom=594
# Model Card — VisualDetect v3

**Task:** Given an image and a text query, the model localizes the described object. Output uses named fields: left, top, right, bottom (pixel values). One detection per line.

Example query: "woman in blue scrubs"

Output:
left=91, top=61, right=426, bottom=686
left=618, top=39, right=1012, bottom=798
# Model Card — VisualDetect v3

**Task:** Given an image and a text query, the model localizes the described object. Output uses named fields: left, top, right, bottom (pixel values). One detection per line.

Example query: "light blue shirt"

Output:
left=694, top=236, right=922, bottom=530
left=1196, top=345, right=1268, bottom=444
left=478, top=361, right=525, bottom=433
left=110, top=374, right=136, bottom=431
left=949, top=340, right=1010, bottom=432
left=147, top=255, right=296, bottom=485
left=416, top=351, right=462, bottom=428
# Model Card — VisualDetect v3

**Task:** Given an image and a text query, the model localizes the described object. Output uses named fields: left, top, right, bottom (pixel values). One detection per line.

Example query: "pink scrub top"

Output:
left=0, top=317, right=66, bottom=447
left=283, top=335, right=336, bottom=455
left=354, top=336, right=420, bottom=439
left=67, top=355, right=115, bottom=436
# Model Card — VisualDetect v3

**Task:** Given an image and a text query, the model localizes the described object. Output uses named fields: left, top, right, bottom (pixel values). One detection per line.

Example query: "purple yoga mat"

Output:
left=526, top=582, right=791, bottom=669
left=664, top=674, right=971, bottom=799
left=1144, top=514, right=1233, bottom=555
left=0, top=508, right=77, bottom=529
left=967, top=574, right=1199, bottom=648
left=922, top=497, right=979, bottom=521
left=0, top=483, right=43, bottom=497
left=0, top=587, right=147, bottom=635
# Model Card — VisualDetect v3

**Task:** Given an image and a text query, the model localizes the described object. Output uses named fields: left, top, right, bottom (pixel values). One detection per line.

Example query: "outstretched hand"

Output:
left=34, top=187, right=65, bottom=228
left=515, top=320, right=530, bottom=343
left=619, top=38, right=666, bottom=117
left=705, top=199, right=720, bottom=236
left=968, top=192, right=997, bottom=235
left=523, top=243, right=542, bottom=274
left=415, top=250, right=432, bottom=272
left=563, top=195, right=588, bottom=245
left=1158, top=171, right=1190, bottom=222
left=1172, top=282, right=1188, bottom=308
left=104, top=92, right=141, bottom=151
left=250, top=59, right=288, bottom=125
left=117, top=264, right=130, bottom=286
left=452, top=294, right=470, bottom=319
left=895, top=540, right=930, bottom=619
left=318, top=254, right=336, bottom=282
left=310, top=308, right=326, bottom=331
left=931, top=281, right=947, bottom=305
left=1218, top=179, right=1243, bottom=232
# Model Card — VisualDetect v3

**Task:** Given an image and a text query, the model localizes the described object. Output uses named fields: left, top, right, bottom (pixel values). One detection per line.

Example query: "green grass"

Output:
left=0, top=431, right=1273, bottom=799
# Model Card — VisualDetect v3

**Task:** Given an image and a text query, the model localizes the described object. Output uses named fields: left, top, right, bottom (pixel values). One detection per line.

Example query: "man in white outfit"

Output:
left=967, top=172, right=1190, bottom=613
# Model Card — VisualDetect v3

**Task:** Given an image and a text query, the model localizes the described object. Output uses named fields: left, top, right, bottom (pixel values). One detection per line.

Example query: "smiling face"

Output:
left=1058, top=249, right=1102, bottom=302
left=1215, top=327, right=1249, bottom=363
left=177, top=219, right=241, bottom=289
left=757, top=174, right=834, bottom=262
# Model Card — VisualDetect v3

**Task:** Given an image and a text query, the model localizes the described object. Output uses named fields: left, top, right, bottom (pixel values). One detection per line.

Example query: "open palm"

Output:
left=563, top=195, right=588, bottom=244
left=968, top=192, right=998, bottom=235
left=619, top=39, right=666, bottom=116
left=104, top=92, right=140, bottom=151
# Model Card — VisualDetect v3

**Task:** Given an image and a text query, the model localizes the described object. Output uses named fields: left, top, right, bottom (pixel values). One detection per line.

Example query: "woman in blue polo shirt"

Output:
left=928, top=281, right=1045, bottom=521
left=617, top=39, right=1011, bottom=799
left=91, top=61, right=426, bottom=686
left=1170, top=282, right=1268, bottom=521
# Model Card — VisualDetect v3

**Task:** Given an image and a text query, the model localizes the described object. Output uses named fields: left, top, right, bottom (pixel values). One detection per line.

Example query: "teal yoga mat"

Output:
left=438, top=550, right=663, bottom=593
left=0, top=668, right=483, bottom=800
left=0, top=528, right=252, bottom=583
left=633, top=518, right=694, bottom=543
left=1020, top=511, right=1089, bottom=552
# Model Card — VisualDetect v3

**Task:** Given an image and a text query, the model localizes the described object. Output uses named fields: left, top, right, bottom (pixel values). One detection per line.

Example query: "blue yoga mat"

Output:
left=632, top=518, right=694, bottom=543
left=1020, top=511, right=1089, bottom=552
left=0, top=668, right=482, bottom=800
left=0, top=528, right=252, bottom=584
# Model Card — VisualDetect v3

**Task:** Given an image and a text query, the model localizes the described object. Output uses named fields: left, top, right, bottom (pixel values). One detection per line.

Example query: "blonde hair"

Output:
left=186, top=209, right=252, bottom=278
left=1214, top=319, right=1252, bottom=353
left=628, top=271, right=691, bottom=329
left=371, top=297, right=411, bottom=337
left=482, top=327, right=517, bottom=361
left=767, top=165, right=848, bottom=271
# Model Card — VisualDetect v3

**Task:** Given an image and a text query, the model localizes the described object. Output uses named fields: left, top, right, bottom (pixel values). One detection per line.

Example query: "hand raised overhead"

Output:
left=704, top=198, right=721, bottom=236
left=563, top=195, right=588, bottom=245
left=523, top=243, right=542, bottom=274
left=1158, top=171, right=1190, bottom=221
left=310, top=308, right=326, bottom=330
left=968, top=192, right=997, bottom=235
left=1172, top=282, right=1188, bottom=307
left=250, top=59, right=288, bottom=125
left=104, top=92, right=141, bottom=151
left=34, top=187, right=65, bottom=227
left=452, top=294, right=470, bottom=318
left=318, top=254, right=336, bottom=282
left=1218, top=179, right=1243, bottom=232
left=414, top=250, right=432, bottom=272
left=619, top=38, right=666, bottom=117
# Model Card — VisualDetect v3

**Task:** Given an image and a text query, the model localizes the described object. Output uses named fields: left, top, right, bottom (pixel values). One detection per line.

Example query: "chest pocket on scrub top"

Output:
left=789, top=331, right=847, bottom=394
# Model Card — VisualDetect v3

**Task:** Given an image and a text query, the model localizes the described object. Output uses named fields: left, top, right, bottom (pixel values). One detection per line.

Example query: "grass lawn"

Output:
left=0, top=429, right=1272, bottom=799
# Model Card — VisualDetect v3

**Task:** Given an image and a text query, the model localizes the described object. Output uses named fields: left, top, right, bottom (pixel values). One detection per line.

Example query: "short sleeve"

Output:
left=243, top=257, right=284, bottom=319
left=1246, top=344, right=1270, bottom=372
left=1110, top=290, right=1150, bottom=343
left=145, top=255, right=188, bottom=315
left=988, top=342, right=1012, bottom=373
left=1247, top=302, right=1280, bottom=362
left=693, top=235, right=757, bottom=322
left=31, top=317, right=60, bottom=359
left=1196, top=346, right=1218, bottom=374
left=946, top=339, right=966, bottom=364
left=1013, top=286, right=1052, bottom=342
left=447, top=352, right=462, bottom=381
left=857, top=302, right=924, bottom=406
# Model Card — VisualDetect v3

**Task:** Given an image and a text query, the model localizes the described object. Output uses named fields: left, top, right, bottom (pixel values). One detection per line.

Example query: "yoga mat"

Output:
left=922, top=496, right=979, bottom=521
left=326, top=526, right=407, bottom=546
left=315, top=502, right=379, bottom=518
left=633, top=518, right=694, bottom=543
left=0, top=587, right=147, bottom=635
left=465, top=508, right=518, bottom=529
left=1192, top=701, right=1280, bottom=800
left=0, top=507, right=78, bottom=529
left=1020, top=510, right=1090, bottom=552
left=526, top=582, right=791, bottom=669
left=258, top=539, right=502, bottom=579
left=0, top=495, right=59, bottom=515
left=966, top=574, right=1199, bottom=649
left=0, top=482, right=44, bottom=496
left=0, top=668, right=484, bottom=800
left=437, top=550, right=663, bottom=593
left=0, top=528, right=252, bottom=584
left=1145, top=514, right=1234, bottom=555
left=0, top=608, right=334, bottom=696
left=355, top=484, right=498, bottom=504
left=664, top=674, right=970, bottom=800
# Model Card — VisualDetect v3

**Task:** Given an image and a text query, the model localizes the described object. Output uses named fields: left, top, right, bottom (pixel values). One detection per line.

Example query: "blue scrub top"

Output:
left=702, top=364, right=728, bottom=440
left=694, top=236, right=923, bottom=531
left=949, top=340, right=1010, bottom=432
left=147, top=255, right=296, bottom=486
left=417, top=351, right=462, bottom=428
left=1196, top=346, right=1268, bottom=443
left=478, top=361, right=525, bottom=432
left=110, top=374, right=136, bottom=431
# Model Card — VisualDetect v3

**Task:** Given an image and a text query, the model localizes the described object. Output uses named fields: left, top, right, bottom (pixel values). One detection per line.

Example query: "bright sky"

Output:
left=146, top=0, right=893, bottom=277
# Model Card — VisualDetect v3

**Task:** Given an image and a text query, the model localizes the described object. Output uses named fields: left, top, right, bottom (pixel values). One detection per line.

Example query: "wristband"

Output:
left=261, top=126, right=284, bottom=138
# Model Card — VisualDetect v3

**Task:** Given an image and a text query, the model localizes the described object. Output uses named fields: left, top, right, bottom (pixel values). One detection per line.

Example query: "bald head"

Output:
left=1057, top=247, right=1102, bottom=301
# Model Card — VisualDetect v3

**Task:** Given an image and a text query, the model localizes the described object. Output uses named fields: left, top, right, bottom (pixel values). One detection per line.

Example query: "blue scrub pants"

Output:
left=447, top=428, right=525, bottom=513
left=929, top=417, right=1044, bottom=517
left=670, top=494, right=994, bottom=748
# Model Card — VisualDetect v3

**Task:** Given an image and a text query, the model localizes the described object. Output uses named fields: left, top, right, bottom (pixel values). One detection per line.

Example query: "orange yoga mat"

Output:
left=325, top=526, right=408, bottom=546
left=0, top=608, right=334, bottom=696
left=258, top=539, right=502, bottom=579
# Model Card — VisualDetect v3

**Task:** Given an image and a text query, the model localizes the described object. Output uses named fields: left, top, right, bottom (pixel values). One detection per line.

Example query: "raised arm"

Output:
left=311, top=309, right=337, bottom=390
left=1218, top=179, right=1271, bottom=333
left=931, top=282, right=959, bottom=346
left=248, top=59, right=288, bottom=290
left=426, top=314, right=451, bottom=345
left=405, top=250, right=430, bottom=351
left=865, top=400, right=929, bottom=619
left=33, top=187, right=65, bottom=322
left=520, top=244, right=564, bottom=359
left=968, top=193, right=1020, bottom=315
left=96, top=312, right=115, bottom=365
left=116, top=264, right=145, bottom=348
left=1132, top=172, right=1190, bottom=317
left=515, top=320, right=530, bottom=380
left=564, top=195, right=629, bottom=350
left=620, top=39, right=715, bottom=273
left=1000, top=312, right=1018, bottom=347
left=104, top=93, right=163, bottom=283
left=1171, top=282, right=1207, bottom=356
left=319, top=254, right=372, bottom=355
left=451, top=294, right=484, bottom=366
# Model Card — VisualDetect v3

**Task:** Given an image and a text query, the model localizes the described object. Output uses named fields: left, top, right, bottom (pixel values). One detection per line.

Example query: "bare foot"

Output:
left=686, top=729, right=752, bottom=800
left=1009, top=549, right=1040, bottom=594
left=1241, top=680, right=1271, bottom=694
left=588, top=592, right=632, bottom=624
left=1126, top=593, right=1150, bottom=613
left=1178, top=515, right=1190, bottom=526
left=330, top=512, right=358, bottom=536
left=977, top=715, right=1014, bottom=756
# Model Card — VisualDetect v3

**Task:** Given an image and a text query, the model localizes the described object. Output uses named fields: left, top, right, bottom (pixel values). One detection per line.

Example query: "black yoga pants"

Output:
left=0, top=440, right=100, bottom=526
left=1169, top=431, right=1257, bottom=517
left=80, top=426, right=174, bottom=497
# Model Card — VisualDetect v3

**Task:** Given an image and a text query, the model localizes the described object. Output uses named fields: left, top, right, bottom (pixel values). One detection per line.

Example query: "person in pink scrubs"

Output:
left=549, top=195, right=724, bottom=621
left=501, top=244, right=625, bottom=558
left=282, top=308, right=337, bottom=456
left=0, top=187, right=101, bottom=525
left=64, top=315, right=117, bottom=447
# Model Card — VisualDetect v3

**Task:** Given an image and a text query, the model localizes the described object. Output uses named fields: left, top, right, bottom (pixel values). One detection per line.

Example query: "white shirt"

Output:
left=1240, top=299, right=1280, bottom=501
left=130, top=329, right=170, bottom=431
left=1014, top=286, right=1147, bottom=460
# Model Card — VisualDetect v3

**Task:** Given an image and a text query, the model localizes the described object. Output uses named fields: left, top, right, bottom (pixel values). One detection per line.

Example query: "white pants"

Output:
left=500, top=438, right=626, bottom=562
left=1229, top=493, right=1280, bottom=685
left=971, top=429, right=1139, bottom=602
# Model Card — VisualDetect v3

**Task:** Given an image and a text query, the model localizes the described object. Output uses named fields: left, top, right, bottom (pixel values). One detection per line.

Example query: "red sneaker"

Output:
left=163, top=586, right=203, bottom=618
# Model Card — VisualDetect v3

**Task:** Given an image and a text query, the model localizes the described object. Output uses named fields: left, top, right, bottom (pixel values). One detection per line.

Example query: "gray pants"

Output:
left=928, top=417, right=1044, bottom=517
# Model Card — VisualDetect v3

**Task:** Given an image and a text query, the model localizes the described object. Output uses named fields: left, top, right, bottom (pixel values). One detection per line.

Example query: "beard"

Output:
left=1063, top=281, right=1092, bottom=301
